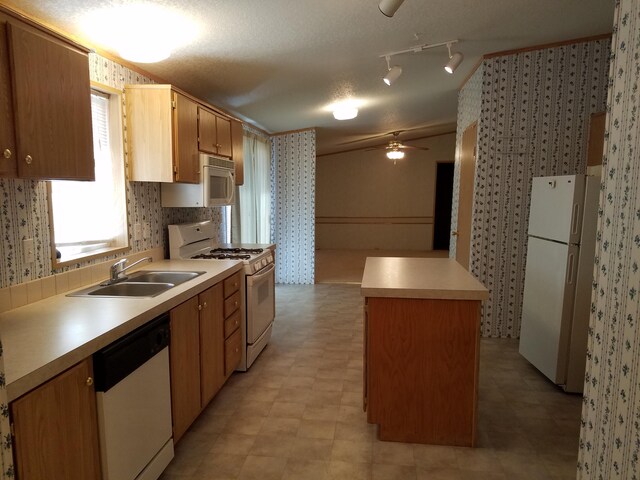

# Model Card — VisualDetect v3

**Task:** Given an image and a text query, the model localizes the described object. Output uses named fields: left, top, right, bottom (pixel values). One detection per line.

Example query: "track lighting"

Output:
left=383, top=56, right=402, bottom=86
left=379, top=39, right=463, bottom=82
left=378, top=0, right=405, bottom=17
left=444, top=42, right=464, bottom=74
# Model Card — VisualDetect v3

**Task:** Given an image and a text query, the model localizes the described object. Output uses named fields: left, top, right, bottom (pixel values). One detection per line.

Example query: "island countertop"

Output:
left=361, top=257, right=489, bottom=300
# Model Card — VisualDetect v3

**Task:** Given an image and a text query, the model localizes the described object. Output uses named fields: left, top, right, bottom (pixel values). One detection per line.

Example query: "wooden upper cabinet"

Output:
left=11, top=359, right=101, bottom=480
left=173, top=92, right=199, bottom=183
left=198, top=106, right=232, bottom=158
left=216, top=115, right=232, bottom=157
left=0, top=20, right=16, bottom=176
left=126, top=85, right=199, bottom=183
left=198, top=106, right=217, bottom=154
left=0, top=16, right=94, bottom=180
left=231, top=119, right=244, bottom=185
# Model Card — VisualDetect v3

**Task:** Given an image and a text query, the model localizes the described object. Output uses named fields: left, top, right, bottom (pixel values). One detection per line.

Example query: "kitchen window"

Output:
left=48, top=84, right=128, bottom=265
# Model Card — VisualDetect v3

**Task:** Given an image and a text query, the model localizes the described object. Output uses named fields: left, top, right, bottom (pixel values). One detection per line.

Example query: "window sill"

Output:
left=54, top=244, right=130, bottom=269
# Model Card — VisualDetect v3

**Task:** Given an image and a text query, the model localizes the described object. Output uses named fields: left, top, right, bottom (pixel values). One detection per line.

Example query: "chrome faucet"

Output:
left=104, top=257, right=152, bottom=285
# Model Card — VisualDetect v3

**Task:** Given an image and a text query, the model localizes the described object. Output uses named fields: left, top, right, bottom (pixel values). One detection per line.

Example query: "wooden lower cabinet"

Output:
left=169, top=295, right=202, bottom=443
left=364, top=297, right=481, bottom=446
left=169, top=272, right=241, bottom=443
left=199, top=282, right=226, bottom=406
left=10, top=358, right=101, bottom=480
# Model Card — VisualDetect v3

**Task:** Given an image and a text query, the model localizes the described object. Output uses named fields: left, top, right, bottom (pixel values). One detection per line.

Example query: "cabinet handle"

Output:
left=198, top=304, right=202, bottom=311
left=86, top=377, right=94, bottom=387
left=3, top=149, right=10, bottom=159
left=24, top=155, right=33, bottom=165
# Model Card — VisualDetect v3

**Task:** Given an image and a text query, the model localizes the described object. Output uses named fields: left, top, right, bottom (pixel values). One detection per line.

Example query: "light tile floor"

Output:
left=160, top=284, right=582, bottom=480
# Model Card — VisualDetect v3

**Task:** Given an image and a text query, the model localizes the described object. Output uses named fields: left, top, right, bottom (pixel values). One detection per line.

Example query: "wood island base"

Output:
left=364, top=296, right=481, bottom=447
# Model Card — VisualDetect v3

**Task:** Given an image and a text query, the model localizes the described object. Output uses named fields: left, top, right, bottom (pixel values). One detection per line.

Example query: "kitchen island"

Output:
left=361, top=257, right=489, bottom=446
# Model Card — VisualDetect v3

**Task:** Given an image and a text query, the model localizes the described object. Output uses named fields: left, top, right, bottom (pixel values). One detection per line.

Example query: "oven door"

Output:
left=246, top=263, right=275, bottom=343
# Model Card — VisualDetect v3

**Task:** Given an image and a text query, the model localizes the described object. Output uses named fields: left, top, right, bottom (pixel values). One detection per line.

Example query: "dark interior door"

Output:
left=433, top=162, right=454, bottom=250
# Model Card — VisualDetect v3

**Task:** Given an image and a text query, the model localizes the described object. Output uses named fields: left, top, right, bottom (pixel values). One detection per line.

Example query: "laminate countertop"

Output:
left=0, top=259, right=244, bottom=402
left=361, top=257, right=489, bottom=300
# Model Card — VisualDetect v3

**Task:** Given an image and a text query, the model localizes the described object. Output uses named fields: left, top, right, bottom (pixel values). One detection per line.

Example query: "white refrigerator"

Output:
left=519, top=174, right=599, bottom=393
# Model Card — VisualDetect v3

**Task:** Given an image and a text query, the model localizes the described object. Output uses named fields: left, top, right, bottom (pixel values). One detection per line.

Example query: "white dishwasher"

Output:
left=93, top=313, right=174, bottom=480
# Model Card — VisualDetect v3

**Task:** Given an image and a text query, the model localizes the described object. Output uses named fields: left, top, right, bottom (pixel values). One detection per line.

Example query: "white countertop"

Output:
left=0, top=259, right=243, bottom=402
left=361, top=257, right=489, bottom=300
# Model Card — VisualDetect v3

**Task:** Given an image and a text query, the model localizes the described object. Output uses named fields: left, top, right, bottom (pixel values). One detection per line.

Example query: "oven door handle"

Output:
left=249, top=262, right=275, bottom=282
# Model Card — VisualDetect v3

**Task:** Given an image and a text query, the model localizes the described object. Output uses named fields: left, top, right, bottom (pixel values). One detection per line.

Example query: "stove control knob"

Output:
left=261, top=259, right=267, bottom=267
left=254, top=264, right=259, bottom=272
left=267, top=255, right=273, bottom=263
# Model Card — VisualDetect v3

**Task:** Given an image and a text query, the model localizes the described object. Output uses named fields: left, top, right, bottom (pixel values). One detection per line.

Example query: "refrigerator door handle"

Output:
left=571, top=203, right=580, bottom=235
left=567, top=252, right=575, bottom=285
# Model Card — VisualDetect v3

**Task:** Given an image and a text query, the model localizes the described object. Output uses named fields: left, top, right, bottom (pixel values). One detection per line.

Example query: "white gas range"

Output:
left=168, top=221, right=275, bottom=371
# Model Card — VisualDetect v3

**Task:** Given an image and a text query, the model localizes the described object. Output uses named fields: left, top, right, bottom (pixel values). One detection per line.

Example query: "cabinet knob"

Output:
left=234, top=282, right=238, bottom=288
left=198, top=304, right=202, bottom=311
left=234, top=301, right=238, bottom=307
left=203, top=301, right=207, bottom=309
left=235, top=348, right=239, bottom=353
left=25, top=154, right=33, bottom=165
left=86, top=377, right=94, bottom=387
left=235, top=320, right=239, bottom=327
left=3, top=149, right=10, bottom=159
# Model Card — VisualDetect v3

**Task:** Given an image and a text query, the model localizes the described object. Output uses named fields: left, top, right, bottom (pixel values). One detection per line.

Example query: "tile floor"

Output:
left=160, top=284, right=582, bottom=480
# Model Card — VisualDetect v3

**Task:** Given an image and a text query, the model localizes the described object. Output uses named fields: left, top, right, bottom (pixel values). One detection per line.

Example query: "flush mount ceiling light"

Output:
left=81, top=4, right=199, bottom=63
left=444, top=42, right=464, bottom=74
left=331, top=100, right=359, bottom=120
left=383, top=56, right=403, bottom=86
left=379, top=39, right=462, bottom=82
left=379, top=0, right=406, bottom=17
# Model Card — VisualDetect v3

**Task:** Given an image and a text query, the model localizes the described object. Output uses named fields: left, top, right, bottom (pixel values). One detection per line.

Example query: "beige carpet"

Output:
left=315, top=249, right=449, bottom=284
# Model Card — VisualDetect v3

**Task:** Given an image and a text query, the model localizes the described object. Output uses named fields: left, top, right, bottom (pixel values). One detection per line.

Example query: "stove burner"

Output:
left=191, top=253, right=251, bottom=260
left=210, top=247, right=264, bottom=255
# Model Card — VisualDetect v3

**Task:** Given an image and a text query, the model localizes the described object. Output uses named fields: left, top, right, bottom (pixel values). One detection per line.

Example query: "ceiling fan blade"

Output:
left=399, top=145, right=429, bottom=150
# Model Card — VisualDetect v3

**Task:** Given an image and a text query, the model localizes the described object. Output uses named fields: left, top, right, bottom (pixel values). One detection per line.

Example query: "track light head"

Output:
left=383, top=65, right=402, bottom=86
left=378, top=0, right=406, bottom=17
left=444, top=51, right=463, bottom=74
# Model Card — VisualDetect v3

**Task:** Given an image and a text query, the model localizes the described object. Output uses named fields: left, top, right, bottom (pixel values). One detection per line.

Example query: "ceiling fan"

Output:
left=366, top=131, right=430, bottom=161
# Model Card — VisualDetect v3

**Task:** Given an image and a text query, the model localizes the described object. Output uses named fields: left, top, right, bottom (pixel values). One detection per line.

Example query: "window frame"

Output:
left=47, top=82, right=130, bottom=268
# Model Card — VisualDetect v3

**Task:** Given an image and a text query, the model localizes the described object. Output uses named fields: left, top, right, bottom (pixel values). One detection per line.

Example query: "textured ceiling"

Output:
left=3, top=0, right=615, bottom=154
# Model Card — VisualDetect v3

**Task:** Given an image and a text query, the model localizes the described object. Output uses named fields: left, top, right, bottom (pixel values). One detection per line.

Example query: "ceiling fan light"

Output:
left=444, top=52, right=464, bottom=74
left=379, top=0, right=406, bottom=17
left=387, top=149, right=405, bottom=160
left=383, top=65, right=402, bottom=86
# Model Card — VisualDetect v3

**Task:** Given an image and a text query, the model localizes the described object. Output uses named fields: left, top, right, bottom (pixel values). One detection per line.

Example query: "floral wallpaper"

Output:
left=578, top=1, right=640, bottom=477
left=0, top=340, right=14, bottom=479
left=271, top=130, right=316, bottom=284
left=452, top=38, right=610, bottom=338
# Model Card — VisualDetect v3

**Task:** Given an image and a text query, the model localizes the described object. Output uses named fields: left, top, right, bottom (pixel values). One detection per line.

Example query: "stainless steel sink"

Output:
left=127, top=271, right=205, bottom=285
left=67, top=271, right=205, bottom=298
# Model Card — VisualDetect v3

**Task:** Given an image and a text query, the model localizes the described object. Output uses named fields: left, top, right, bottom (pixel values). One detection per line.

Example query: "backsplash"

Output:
left=0, top=53, right=225, bottom=289
left=453, top=38, right=610, bottom=338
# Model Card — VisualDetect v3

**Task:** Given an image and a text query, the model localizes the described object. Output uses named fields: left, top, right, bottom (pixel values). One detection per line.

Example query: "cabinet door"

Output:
left=216, top=115, right=232, bottom=157
left=170, top=296, right=201, bottom=443
left=11, top=359, right=101, bottom=480
left=173, top=92, right=199, bottom=183
left=0, top=19, right=16, bottom=176
left=198, top=106, right=217, bottom=154
left=199, top=283, right=225, bottom=406
left=231, top=119, right=244, bottom=185
left=8, top=22, right=94, bottom=180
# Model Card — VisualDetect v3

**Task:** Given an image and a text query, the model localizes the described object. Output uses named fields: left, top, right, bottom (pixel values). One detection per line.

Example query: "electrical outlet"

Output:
left=23, top=238, right=35, bottom=263
left=133, top=223, right=142, bottom=241
left=143, top=222, right=151, bottom=239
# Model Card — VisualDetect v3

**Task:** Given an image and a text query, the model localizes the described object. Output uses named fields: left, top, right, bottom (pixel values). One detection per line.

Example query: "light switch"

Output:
left=143, top=223, right=151, bottom=239
left=23, top=238, right=35, bottom=263
left=133, top=223, right=142, bottom=242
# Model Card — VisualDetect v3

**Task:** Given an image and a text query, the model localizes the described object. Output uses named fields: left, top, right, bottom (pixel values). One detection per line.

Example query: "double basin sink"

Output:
left=68, top=271, right=206, bottom=298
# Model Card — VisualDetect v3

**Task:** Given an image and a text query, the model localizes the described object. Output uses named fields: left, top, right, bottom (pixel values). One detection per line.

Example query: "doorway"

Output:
left=455, top=122, right=478, bottom=270
left=433, top=162, right=454, bottom=250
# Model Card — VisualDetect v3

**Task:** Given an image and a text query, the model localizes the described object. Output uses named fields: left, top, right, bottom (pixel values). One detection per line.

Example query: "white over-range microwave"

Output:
left=161, top=154, right=235, bottom=208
